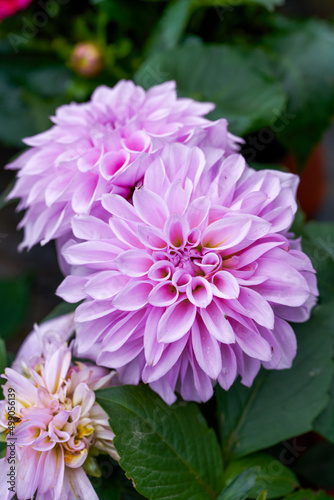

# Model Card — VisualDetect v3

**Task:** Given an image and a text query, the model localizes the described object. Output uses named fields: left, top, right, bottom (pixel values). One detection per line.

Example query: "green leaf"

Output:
left=313, top=377, right=334, bottom=443
left=146, top=0, right=193, bottom=56
left=294, top=222, right=334, bottom=443
left=218, top=469, right=258, bottom=500
left=293, top=442, right=334, bottom=489
left=216, top=314, right=333, bottom=460
left=42, top=301, right=79, bottom=323
left=263, top=18, right=334, bottom=166
left=0, top=339, right=7, bottom=377
left=0, top=277, right=30, bottom=339
left=300, top=222, right=334, bottom=315
left=91, top=461, right=146, bottom=500
left=256, top=492, right=267, bottom=500
left=223, top=453, right=299, bottom=499
left=135, top=43, right=286, bottom=136
left=96, top=384, right=224, bottom=500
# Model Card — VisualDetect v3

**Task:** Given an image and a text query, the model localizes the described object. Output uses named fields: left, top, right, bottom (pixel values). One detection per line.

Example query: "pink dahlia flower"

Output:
left=0, top=0, right=32, bottom=21
left=7, top=80, right=241, bottom=250
left=0, top=328, right=118, bottom=500
left=58, top=144, right=318, bottom=404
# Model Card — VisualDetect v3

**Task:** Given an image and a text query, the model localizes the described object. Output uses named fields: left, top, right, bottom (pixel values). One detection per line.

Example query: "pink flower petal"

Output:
left=137, top=225, right=167, bottom=250
left=234, top=322, right=272, bottom=362
left=238, top=287, right=275, bottom=330
left=186, top=276, right=213, bottom=308
left=202, top=216, right=252, bottom=250
left=191, top=319, right=222, bottom=379
left=148, top=282, right=179, bottom=307
left=200, top=300, right=235, bottom=343
left=85, top=271, right=129, bottom=300
left=56, top=275, right=88, bottom=303
left=144, top=307, right=165, bottom=365
left=72, top=214, right=112, bottom=240
left=218, top=345, right=237, bottom=390
left=100, top=150, right=130, bottom=180
left=133, top=188, right=169, bottom=228
left=113, top=281, right=153, bottom=311
left=211, top=270, right=240, bottom=299
left=102, top=193, right=141, bottom=222
left=71, top=175, right=99, bottom=214
left=164, top=215, right=190, bottom=248
left=115, top=249, right=153, bottom=277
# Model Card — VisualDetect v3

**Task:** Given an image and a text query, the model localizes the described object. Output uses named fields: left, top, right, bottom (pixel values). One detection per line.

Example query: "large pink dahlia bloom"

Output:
left=7, top=80, right=241, bottom=250
left=0, top=325, right=117, bottom=500
left=58, top=144, right=318, bottom=404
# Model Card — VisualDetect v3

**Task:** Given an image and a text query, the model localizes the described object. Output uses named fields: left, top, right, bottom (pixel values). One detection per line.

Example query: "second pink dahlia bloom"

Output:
left=7, top=80, right=241, bottom=250
left=58, top=144, right=318, bottom=404
left=0, top=322, right=118, bottom=500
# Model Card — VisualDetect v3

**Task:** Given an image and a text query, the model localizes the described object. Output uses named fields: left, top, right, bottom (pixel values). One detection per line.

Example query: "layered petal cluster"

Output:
left=58, top=144, right=318, bottom=404
left=0, top=321, right=118, bottom=500
left=7, top=80, right=241, bottom=250
left=0, top=0, right=32, bottom=21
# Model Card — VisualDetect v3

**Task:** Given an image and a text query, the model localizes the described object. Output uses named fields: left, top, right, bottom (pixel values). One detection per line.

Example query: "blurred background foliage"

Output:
left=1, top=1, right=334, bottom=499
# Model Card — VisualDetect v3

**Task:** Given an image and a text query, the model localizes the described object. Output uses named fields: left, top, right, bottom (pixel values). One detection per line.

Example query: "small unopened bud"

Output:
left=71, top=42, right=103, bottom=77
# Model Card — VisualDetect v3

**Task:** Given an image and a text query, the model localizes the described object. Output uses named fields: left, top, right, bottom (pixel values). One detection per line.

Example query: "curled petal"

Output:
left=148, top=282, right=179, bottom=307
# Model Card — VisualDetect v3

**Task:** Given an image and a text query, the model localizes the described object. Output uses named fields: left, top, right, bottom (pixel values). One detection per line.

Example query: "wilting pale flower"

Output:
left=0, top=323, right=118, bottom=500
left=58, top=143, right=318, bottom=404
left=12, top=313, right=75, bottom=372
left=0, top=0, right=32, bottom=21
left=7, top=80, right=241, bottom=250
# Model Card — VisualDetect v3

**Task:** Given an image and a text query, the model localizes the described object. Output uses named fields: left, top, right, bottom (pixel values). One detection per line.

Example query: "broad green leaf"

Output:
left=263, top=18, right=334, bottom=166
left=0, top=277, right=30, bottom=339
left=91, top=461, right=146, bottom=500
left=96, top=384, right=224, bottom=500
left=293, top=442, right=334, bottom=489
left=146, top=0, right=193, bottom=56
left=300, top=224, right=334, bottom=441
left=42, top=301, right=79, bottom=323
left=218, top=469, right=258, bottom=500
left=135, top=44, right=286, bottom=136
left=300, top=223, right=334, bottom=318
left=313, top=377, right=334, bottom=443
left=223, top=453, right=299, bottom=499
left=216, top=313, right=333, bottom=460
